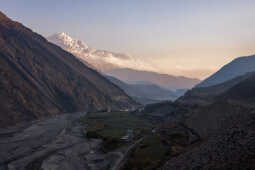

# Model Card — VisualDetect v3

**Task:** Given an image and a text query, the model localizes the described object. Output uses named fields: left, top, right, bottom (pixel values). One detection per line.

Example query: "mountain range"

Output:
left=0, top=11, right=136, bottom=127
left=47, top=32, right=156, bottom=72
left=48, top=32, right=201, bottom=91
left=150, top=55, right=255, bottom=170
left=106, top=75, right=178, bottom=104
left=105, top=68, right=200, bottom=90
left=179, top=54, right=255, bottom=105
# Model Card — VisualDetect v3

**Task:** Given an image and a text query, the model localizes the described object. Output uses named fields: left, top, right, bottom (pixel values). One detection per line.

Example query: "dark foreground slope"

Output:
left=221, top=74, right=255, bottom=106
left=0, top=12, right=136, bottom=127
left=161, top=107, right=255, bottom=170
left=161, top=72, right=255, bottom=170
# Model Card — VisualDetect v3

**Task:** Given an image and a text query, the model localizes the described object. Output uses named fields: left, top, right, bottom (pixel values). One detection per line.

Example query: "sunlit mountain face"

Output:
left=48, top=32, right=157, bottom=73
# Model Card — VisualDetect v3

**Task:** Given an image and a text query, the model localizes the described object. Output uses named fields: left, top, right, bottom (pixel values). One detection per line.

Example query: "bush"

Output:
left=101, top=136, right=121, bottom=152
left=86, top=130, right=102, bottom=138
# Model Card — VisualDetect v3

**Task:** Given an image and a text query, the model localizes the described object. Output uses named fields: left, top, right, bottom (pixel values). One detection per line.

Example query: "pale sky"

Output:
left=2, top=0, right=255, bottom=79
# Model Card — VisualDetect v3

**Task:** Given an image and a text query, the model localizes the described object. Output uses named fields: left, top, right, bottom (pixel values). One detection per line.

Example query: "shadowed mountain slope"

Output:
left=0, top=11, right=137, bottom=127
left=161, top=70, right=255, bottom=170
left=178, top=71, right=255, bottom=105
left=178, top=72, right=255, bottom=137
left=197, top=55, right=255, bottom=87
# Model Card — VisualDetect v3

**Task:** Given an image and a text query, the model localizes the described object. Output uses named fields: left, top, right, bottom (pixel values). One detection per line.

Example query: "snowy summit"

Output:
left=48, top=32, right=156, bottom=72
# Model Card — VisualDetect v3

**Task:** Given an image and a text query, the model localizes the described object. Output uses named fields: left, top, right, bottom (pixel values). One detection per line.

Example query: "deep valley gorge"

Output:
left=1, top=2, right=255, bottom=169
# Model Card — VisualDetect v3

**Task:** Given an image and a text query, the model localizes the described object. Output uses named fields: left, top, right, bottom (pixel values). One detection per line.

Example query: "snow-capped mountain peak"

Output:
left=47, top=32, right=157, bottom=72
left=57, top=32, right=73, bottom=43
left=48, top=32, right=89, bottom=53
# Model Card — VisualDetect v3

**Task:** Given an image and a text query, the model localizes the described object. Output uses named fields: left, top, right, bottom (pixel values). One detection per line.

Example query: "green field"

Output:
left=80, top=111, right=191, bottom=169
left=121, top=122, right=190, bottom=170
left=80, top=111, right=155, bottom=139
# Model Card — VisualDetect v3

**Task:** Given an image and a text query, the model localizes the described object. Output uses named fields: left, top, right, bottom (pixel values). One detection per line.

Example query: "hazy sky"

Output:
left=2, top=0, right=255, bottom=79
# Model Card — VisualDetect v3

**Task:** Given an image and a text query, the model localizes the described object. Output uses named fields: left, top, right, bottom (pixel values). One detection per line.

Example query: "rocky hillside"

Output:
left=161, top=69, right=255, bottom=170
left=161, top=106, right=255, bottom=170
left=179, top=72, right=255, bottom=137
left=0, top=11, right=137, bottom=127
